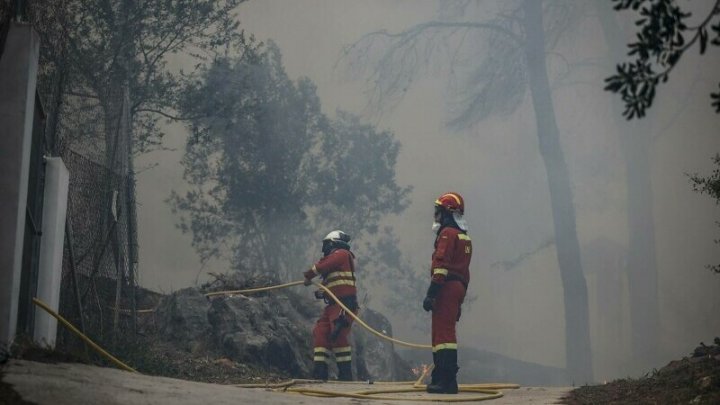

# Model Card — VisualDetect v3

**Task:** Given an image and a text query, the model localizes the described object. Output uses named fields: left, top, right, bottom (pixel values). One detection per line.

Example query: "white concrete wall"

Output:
left=34, top=158, right=69, bottom=347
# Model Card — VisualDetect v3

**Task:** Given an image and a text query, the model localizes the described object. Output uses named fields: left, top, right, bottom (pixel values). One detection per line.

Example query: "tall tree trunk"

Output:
left=595, top=3, right=660, bottom=372
left=624, top=128, right=660, bottom=371
left=523, top=0, right=593, bottom=383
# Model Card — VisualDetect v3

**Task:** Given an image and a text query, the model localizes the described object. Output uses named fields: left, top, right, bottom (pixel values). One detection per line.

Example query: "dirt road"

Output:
left=2, top=360, right=571, bottom=404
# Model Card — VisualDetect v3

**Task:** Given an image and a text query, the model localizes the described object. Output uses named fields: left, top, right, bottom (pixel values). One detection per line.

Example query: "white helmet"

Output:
left=322, top=230, right=351, bottom=255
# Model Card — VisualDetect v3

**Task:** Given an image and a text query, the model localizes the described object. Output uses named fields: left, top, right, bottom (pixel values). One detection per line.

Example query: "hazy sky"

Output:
left=135, top=0, right=720, bottom=380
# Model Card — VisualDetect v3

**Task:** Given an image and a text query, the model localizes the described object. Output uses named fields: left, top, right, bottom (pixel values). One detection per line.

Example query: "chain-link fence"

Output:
left=54, top=86, right=141, bottom=353
left=0, top=0, right=150, bottom=360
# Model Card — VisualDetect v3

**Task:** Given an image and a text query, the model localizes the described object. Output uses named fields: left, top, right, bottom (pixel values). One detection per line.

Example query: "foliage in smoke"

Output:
left=340, top=0, right=585, bottom=130
left=170, top=42, right=411, bottom=281
left=610, top=1, right=720, bottom=272
left=342, top=0, right=595, bottom=382
left=605, top=0, right=720, bottom=119
left=27, top=0, right=248, bottom=155
left=356, top=227, right=428, bottom=330
left=689, top=154, right=720, bottom=274
left=24, top=0, right=264, bottom=354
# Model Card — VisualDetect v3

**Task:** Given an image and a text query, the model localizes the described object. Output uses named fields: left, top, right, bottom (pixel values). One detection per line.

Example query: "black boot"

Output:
left=312, top=361, right=328, bottom=381
left=426, top=349, right=459, bottom=394
left=445, top=349, right=459, bottom=394
left=337, top=361, right=353, bottom=381
left=446, top=365, right=459, bottom=394
left=426, top=368, right=450, bottom=394
left=429, top=352, right=439, bottom=386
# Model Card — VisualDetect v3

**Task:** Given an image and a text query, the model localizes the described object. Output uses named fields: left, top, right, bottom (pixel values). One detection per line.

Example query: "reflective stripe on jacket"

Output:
left=430, top=227, right=472, bottom=287
left=309, top=249, right=357, bottom=298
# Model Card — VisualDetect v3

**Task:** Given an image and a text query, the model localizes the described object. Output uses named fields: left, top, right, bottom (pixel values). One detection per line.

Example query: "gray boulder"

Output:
left=208, top=292, right=315, bottom=376
left=352, top=307, right=414, bottom=382
left=154, top=277, right=410, bottom=380
left=156, top=288, right=211, bottom=353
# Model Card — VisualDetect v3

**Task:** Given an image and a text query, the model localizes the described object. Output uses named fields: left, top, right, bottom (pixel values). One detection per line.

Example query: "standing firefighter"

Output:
left=303, top=230, right=359, bottom=381
left=423, top=192, right=472, bottom=394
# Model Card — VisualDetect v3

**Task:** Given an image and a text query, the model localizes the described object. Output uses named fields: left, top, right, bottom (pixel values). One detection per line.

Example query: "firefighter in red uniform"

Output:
left=423, top=192, right=471, bottom=394
left=303, top=230, right=358, bottom=381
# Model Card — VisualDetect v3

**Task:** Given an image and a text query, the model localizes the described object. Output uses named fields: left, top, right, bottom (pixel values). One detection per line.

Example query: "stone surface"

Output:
left=208, top=293, right=314, bottom=376
left=352, top=307, right=413, bottom=382
left=156, top=288, right=212, bottom=352
left=154, top=278, right=408, bottom=380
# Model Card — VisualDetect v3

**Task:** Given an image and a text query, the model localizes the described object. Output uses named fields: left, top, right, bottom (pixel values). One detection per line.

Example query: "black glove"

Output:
left=303, top=269, right=316, bottom=287
left=423, top=283, right=442, bottom=312
left=314, top=290, right=325, bottom=300
left=423, top=296, right=434, bottom=312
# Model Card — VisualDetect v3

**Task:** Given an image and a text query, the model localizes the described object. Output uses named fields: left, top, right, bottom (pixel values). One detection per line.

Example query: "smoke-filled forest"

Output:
left=2, top=0, right=720, bottom=402
left=138, top=0, right=720, bottom=382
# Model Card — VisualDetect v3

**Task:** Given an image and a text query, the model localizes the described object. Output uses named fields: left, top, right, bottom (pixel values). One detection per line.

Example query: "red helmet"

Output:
left=434, top=192, right=464, bottom=214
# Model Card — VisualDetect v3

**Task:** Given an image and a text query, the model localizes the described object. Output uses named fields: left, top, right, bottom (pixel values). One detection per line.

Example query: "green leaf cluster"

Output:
left=29, top=0, right=247, bottom=154
left=605, top=0, right=720, bottom=119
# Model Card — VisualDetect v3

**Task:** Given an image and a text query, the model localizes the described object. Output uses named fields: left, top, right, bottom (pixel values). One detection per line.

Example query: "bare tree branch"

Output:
left=352, top=20, right=523, bottom=46
left=133, top=108, right=206, bottom=121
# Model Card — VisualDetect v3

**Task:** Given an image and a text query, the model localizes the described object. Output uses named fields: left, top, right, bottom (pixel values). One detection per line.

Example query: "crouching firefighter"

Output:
left=423, top=192, right=472, bottom=394
left=303, top=230, right=359, bottom=381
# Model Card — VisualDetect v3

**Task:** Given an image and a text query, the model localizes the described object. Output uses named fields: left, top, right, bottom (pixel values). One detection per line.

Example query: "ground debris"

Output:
left=563, top=339, right=720, bottom=404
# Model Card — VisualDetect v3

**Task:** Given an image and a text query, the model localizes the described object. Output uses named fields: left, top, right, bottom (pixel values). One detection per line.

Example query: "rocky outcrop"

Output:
left=352, top=308, right=413, bottom=381
left=156, top=288, right=212, bottom=354
left=207, top=292, right=314, bottom=376
left=154, top=275, right=409, bottom=380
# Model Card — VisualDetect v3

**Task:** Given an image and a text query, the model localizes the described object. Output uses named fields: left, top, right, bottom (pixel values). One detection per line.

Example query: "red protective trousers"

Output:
left=431, top=280, right=466, bottom=350
left=312, top=303, right=357, bottom=363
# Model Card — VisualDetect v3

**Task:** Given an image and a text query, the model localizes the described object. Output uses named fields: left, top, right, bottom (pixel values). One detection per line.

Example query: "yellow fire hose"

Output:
left=264, top=366, right=518, bottom=402
left=204, top=280, right=306, bottom=297
left=209, top=280, right=520, bottom=401
left=207, top=280, right=431, bottom=349
left=285, top=386, right=507, bottom=402
left=235, top=362, right=518, bottom=402
left=31, top=297, right=138, bottom=373
left=32, top=280, right=520, bottom=402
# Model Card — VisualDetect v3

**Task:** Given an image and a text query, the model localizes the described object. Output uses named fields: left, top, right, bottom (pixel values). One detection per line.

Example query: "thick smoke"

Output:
left=135, top=0, right=720, bottom=382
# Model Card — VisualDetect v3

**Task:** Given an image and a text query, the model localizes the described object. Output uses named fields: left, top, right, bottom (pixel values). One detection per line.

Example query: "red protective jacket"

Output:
left=430, top=226, right=471, bottom=349
left=304, top=249, right=357, bottom=299
left=430, top=227, right=472, bottom=286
